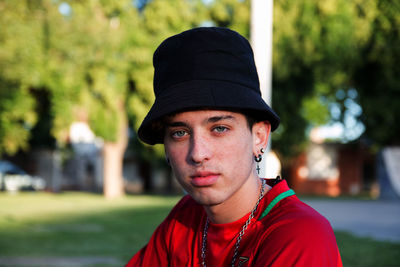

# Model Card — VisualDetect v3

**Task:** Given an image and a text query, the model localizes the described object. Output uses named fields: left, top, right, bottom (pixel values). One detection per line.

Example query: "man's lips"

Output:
left=190, top=171, right=219, bottom=187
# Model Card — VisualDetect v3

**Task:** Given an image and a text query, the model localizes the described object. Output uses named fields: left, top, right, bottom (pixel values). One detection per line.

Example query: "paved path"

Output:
left=304, top=199, right=400, bottom=243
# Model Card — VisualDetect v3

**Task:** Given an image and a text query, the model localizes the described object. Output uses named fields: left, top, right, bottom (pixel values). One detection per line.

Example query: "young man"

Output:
left=126, top=27, right=342, bottom=267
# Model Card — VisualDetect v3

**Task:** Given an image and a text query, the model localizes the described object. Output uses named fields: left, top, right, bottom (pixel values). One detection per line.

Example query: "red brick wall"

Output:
left=290, top=144, right=364, bottom=196
left=338, top=147, right=363, bottom=195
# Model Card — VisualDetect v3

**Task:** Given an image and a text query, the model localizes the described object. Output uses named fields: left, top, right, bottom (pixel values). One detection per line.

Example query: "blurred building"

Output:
left=289, top=141, right=375, bottom=197
left=65, top=121, right=103, bottom=192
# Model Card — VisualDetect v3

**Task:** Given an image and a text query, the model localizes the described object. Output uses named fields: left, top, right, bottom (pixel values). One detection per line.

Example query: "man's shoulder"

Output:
left=253, top=197, right=341, bottom=266
left=263, top=195, right=332, bottom=231
left=257, top=195, right=336, bottom=248
left=260, top=180, right=331, bottom=230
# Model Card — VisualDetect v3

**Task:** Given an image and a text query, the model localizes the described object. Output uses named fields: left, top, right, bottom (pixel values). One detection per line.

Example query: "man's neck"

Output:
left=204, top=177, right=271, bottom=224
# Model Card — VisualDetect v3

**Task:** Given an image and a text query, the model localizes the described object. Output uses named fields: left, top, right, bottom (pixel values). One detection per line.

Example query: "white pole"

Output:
left=251, top=0, right=280, bottom=178
left=251, top=0, right=273, bottom=106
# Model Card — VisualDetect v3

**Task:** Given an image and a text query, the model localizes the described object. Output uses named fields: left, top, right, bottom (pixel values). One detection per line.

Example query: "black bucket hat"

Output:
left=138, top=27, right=280, bottom=145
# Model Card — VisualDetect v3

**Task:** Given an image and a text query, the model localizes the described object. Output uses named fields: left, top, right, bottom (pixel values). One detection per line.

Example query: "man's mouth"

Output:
left=190, top=171, right=219, bottom=187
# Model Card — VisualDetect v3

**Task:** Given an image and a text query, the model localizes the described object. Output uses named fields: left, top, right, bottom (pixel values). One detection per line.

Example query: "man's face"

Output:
left=164, top=110, right=267, bottom=207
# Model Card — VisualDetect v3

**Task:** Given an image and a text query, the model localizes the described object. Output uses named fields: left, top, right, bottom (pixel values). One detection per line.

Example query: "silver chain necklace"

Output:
left=201, top=179, right=266, bottom=267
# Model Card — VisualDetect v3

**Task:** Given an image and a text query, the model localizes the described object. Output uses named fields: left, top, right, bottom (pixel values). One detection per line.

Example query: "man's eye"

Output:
left=213, top=126, right=228, bottom=133
left=172, top=130, right=187, bottom=138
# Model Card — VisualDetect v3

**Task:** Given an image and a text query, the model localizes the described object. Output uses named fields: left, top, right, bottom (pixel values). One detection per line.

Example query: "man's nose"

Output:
left=188, top=132, right=212, bottom=165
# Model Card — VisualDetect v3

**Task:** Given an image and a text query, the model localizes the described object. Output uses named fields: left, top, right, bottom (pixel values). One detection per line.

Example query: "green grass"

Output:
left=336, top=231, right=400, bottom=267
left=0, top=192, right=181, bottom=266
left=0, top=192, right=399, bottom=266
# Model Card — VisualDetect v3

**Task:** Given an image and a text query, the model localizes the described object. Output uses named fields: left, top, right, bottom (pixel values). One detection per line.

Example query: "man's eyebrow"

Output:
left=207, top=115, right=236, bottom=123
left=165, top=115, right=236, bottom=127
left=165, top=121, right=188, bottom=128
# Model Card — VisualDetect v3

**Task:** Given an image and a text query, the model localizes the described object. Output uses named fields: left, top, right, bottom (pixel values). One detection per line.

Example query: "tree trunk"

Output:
left=103, top=103, right=128, bottom=199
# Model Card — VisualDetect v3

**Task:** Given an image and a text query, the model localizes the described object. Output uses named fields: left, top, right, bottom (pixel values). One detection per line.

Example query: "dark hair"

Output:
left=244, top=113, right=258, bottom=131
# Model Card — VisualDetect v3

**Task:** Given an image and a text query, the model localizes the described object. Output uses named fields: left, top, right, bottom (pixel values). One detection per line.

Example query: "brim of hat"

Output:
left=138, top=80, right=280, bottom=145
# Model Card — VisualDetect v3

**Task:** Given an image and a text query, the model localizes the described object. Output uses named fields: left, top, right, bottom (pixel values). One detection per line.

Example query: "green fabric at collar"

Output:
left=258, top=189, right=295, bottom=221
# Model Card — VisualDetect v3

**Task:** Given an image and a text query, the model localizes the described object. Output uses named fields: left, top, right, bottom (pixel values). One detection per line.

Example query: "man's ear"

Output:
left=252, top=121, right=271, bottom=155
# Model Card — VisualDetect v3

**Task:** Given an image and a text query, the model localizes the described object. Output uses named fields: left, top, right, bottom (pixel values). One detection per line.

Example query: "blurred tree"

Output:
left=271, top=0, right=376, bottom=159
left=207, top=0, right=250, bottom=35
left=354, top=0, right=400, bottom=149
left=39, top=0, right=143, bottom=198
left=0, top=1, right=41, bottom=155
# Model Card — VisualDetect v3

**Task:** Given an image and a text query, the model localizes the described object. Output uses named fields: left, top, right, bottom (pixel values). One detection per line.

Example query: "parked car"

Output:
left=0, top=160, right=46, bottom=192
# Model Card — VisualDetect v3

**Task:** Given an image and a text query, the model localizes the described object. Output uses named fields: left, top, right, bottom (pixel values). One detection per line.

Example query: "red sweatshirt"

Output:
left=126, top=180, right=342, bottom=267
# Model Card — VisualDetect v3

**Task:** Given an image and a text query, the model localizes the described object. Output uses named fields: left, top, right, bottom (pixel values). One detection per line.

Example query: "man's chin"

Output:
left=190, top=193, right=224, bottom=207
